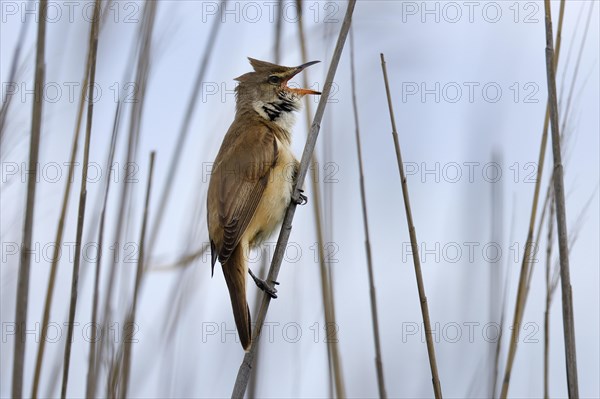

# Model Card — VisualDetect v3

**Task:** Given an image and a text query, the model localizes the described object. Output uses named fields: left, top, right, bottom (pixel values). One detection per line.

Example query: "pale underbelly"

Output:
left=245, top=155, right=296, bottom=248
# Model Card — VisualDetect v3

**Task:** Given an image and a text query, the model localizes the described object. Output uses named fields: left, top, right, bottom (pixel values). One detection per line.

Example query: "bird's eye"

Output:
left=268, top=75, right=281, bottom=84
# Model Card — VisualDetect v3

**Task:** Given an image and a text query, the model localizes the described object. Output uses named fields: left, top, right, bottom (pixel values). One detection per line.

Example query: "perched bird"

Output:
left=207, top=58, right=321, bottom=351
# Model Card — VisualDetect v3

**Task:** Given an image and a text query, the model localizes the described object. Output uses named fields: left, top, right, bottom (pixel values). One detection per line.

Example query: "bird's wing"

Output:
left=216, top=123, right=278, bottom=264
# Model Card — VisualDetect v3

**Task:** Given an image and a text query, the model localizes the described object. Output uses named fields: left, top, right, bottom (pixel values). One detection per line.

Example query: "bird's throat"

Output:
left=252, top=98, right=299, bottom=133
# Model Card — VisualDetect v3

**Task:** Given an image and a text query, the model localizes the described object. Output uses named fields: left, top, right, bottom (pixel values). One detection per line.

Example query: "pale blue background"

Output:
left=1, top=1, right=598, bottom=397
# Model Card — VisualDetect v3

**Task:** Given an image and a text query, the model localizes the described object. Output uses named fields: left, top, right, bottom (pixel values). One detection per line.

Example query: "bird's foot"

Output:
left=293, top=189, right=308, bottom=206
left=248, top=268, right=278, bottom=298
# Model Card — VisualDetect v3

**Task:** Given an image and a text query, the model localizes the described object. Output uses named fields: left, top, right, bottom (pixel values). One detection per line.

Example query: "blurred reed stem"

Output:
left=102, top=4, right=157, bottom=391
left=61, top=1, right=101, bottom=396
left=231, top=2, right=356, bottom=396
left=508, top=5, right=597, bottom=399
left=500, top=1, right=565, bottom=396
left=543, top=0, right=578, bottom=395
left=30, top=25, right=92, bottom=399
left=493, top=195, right=517, bottom=398
left=488, top=151, right=503, bottom=397
left=549, top=192, right=594, bottom=299
left=544, top=194, right=555, bottom=399
left=296, top=0, right=345, bottom=396
left=526, top=0, right=593, bottom=297
left=349, top=28, right=387, bottom=399
left=150, top=4, right=228, bottom=388
left=379, top=53, right=442, bottom=399
left=559, top=1, right=594, bottom=139
left=85, top=101, right=121, bottom=398
left=558, top=3, right=583, bottom=108
left=0, top=8, right=29, bottom=147
left=526, top=177, right=554, bottom=294
left=120, top=151, right=156, bottom=398
left=148, top=0, right=226, bottom=250
left=520, top=4, right=593, bottom=392
left=248, top=10, right=285, bottom=397
left=150, top=245, right=209, bottom=271
left=12, top=0, right=47, bottom=397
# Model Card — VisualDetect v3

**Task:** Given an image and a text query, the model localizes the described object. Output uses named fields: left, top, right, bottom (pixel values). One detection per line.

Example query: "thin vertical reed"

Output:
left=61, top=2, right=101, bottom=396
left=559, top=1, right=594, bottom=137
left=120, top=151, right=156, bottom=398
left=148, top=0, right=226, bottom=249
left=489, top=152, right=503, bottom=397
left=86, top=101, right=121, bottom=397
left=31, top=27, right=93, bottom=398
left=349, top=28, right=387, bottom=399
left=296, top=1, right=345, bottom=396
left=101, top=4, right=157, bottom=385
left=0, top=9, right=29, bottom=144
left=380, top=53, right=442, bottom=399
left=544, top=195, right=555, bottom=399
left=543, top=1, right=578, bottom=395
left=500, top=2, right=565, bottom=396
left=12, top=0, right=47, bottom=397
left=493, top=195, right=518, bottom=398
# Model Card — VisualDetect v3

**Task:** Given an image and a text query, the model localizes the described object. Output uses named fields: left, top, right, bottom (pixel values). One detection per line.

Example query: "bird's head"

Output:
left=234, top=57, right=321, bottom=117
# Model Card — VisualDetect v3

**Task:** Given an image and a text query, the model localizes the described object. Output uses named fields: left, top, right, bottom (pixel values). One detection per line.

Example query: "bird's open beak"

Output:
left=284, top=60, right=321, bottom=96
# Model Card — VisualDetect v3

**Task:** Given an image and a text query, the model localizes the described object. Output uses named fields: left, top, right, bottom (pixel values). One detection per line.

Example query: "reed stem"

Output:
left=230, top=2, right=356, bottom=396
left=380, top=53, right=442, bottom=399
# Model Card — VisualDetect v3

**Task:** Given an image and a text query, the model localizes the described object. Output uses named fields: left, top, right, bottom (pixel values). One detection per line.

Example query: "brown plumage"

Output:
left=207, top=58, right=320, bottom=351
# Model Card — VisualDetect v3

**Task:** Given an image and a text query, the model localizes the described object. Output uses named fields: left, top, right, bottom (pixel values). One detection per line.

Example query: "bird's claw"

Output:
left=258, top=280, right=278, bottom=299
left=294, top=189, right=308, bottom=206
left=249, top=269, right=278, bottom=299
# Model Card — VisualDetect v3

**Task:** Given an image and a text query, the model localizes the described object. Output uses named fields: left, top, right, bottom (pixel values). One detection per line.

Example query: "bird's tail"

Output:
left=222, top=245, right=252, bottom=351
